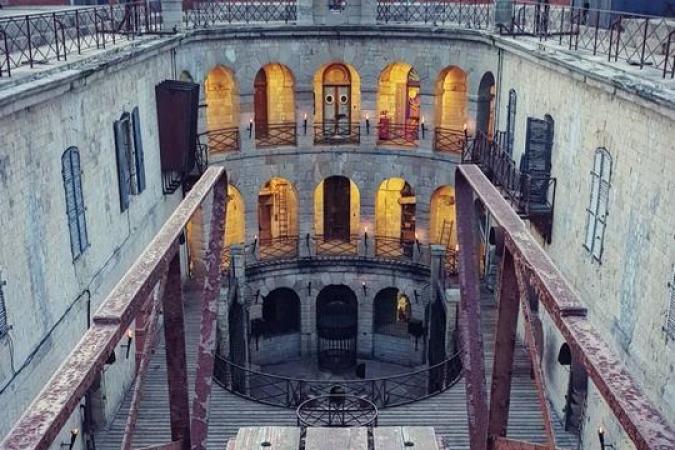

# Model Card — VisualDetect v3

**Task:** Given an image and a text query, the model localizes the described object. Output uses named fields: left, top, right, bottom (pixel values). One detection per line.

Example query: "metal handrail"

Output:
left=255, top=122, right=297, bottom=148
left=199, top=126, right=241, bottom=153
left=184, top=0, right=297, bottom=27
left=313, top=122, right=361, bottom=145
left=313, top=234, right=359, bottom=256
left=376, top=0, right=493, bottom=29
left=434, top=126, right=466, bottom=153
left=377, top=121, right=420, bottom=146
left=213, top=349, right=463, bottom=409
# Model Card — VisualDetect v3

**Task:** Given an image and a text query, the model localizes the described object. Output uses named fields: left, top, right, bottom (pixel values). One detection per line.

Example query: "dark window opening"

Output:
left=62, top=147, right=88, bottom=259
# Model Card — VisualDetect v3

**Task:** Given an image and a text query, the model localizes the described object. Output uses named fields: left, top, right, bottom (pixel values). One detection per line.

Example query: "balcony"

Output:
left=255, top=122, right=297, bottom=148
left=313, top=122, right=361, bottom=146
left=256, top=236, right=299, bottom=261
left=434, top=127, right=466, bottom=154
left=377, top=122, right=419, bottom=147
left=313, top=235, right=359, bottom=256
left=199, top=127, right=241, bottom=154
left=463, top=131, right=556, bottom=242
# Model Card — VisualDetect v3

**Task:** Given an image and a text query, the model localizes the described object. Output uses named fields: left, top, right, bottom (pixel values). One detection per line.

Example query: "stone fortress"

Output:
left=0, top=1, right=673, bottom=450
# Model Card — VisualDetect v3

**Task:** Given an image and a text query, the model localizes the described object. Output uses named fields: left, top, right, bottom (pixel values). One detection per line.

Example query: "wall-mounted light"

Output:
left=303, top=112, right=308, bottom=135
left=249, top=117, right=254, bottom=138
left=60, top=429, right=79, bottom=450
left=413, top=289, right=419, bottom=304
left=121, top=329, right=134, bottom=360
left=598, top=427, right=615, bottom=450
left=362, top=281, right=367, bottom=296
left=363, top=225, right=369, bottom=248
left=255, top=289, right=261, bottom=304
left=252, top=235, right=258, bottom=254
left=420, top=115, right=426, bottom=139
left=365, top=113, right=370, bottom=135
left=307, top=281, right=312, bottom=296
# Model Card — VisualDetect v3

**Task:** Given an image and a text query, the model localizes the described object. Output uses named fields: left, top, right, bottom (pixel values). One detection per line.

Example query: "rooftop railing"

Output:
left=502, top=1, right=675, bottom=79
left=184, top=0, right=297, bottom=27
left=376, top=0, right=493, bottom=29
left=0, top=2, right=162, bottom=78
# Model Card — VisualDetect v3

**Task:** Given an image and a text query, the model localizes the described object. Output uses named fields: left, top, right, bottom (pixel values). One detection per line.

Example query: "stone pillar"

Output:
left=494, top=0, right=514, bottom=30
left=361, top=0, right=377, bottom=25
left=296, top=86, right=314, bottom=149
left=297, top=0, right=315, bottom=24
left=430, top=245, right=445, bottom=288
left=161, top=0, right=184, bottom=31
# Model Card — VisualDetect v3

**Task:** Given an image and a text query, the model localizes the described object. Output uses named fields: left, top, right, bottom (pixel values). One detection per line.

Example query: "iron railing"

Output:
left=376, top=0, right=493, bottom=29
left=200, top=127, right=240, bottom=154
left=444, top=247, right=458, bottom=276
left=313, top=235, right=359, bottom=256
left=375, top=236, right=417, bottom=260
left=296, top=395, right=378, bottom=427
left=313, top=122, right=361, bottom=145
left=377, top=122, right=419, bottom=146
left=503, top=1, right=675, bottom=79
left=255, top=122, right=297, bottom=148
left=213, top=350, right=463, bottom=409
left=434, top=127, right=466, bottom=153
left=0, top=2, right=162, bottom=78
left=184, top=0, right=297, bottom=27
left=256, top=236, right=299, bottom=261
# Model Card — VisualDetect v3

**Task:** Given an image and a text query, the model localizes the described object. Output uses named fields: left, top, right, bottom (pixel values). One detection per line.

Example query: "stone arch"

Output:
left=257, top=177, right=299, bottom=242
left=178, top=70, right=194, bottom=82
left=429, top=185, right=457, bottom=249
left=375, top=178, right=416, bottom=256
left=435, top=66, right=468, bottom=133
left=373, top=287, right=412, bottom=336
left=262, top=287, right=301, bottom=335
left=377, top=62, right=421, bottom=143
left=314, top=176, right=360, bottom=240
left=313, top=62, right=361, bottom=127
left=205, top=65, right=239, bottom=132
left=476, top=71, right=496, bottom=137
left=254, top=63, right=296, bottom=136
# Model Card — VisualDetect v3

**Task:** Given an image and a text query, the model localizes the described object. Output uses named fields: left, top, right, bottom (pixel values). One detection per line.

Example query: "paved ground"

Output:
left=95, top=285, right=579, bottom=450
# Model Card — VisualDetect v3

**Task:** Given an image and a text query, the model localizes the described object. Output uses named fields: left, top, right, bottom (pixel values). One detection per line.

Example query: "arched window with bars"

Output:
left=62, top=147, right=88, bottom=259
left=584, top=148, right=612, bottom=262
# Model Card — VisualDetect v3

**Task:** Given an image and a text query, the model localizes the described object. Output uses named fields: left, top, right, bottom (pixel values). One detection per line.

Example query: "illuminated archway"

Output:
left=314, top=176, right=360, bottom=241
left=476, top=72, right=496, bottom=137
left=205, top=65, right=239, bottom=131
left=429, top=186, right=457, bottom=249
left=313, top=63, right=361, bottom=140
left=376, top=62, right=421, bottom=144
left=375, top=178, right=416, bottom=257
left=257, top=178, right=298, bottom=242
left=373, top=287, right=412, bottom=336
left=254, top=64, right=296, bottom=137
left=435, top=67, right=468, bottom=132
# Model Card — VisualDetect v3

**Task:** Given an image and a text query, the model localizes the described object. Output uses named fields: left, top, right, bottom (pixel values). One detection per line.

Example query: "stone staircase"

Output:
left=95, top=286, right=578, bottom=450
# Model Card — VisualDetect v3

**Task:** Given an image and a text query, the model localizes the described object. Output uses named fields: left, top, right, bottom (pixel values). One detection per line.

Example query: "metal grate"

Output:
left=0, top=274, right=7, bottom=337
left=199, top=127, right=240, bottom=154
left=184, top=0, right=297, bottom=27
left=376, top=0, right=492, bottom=29
left=255, top=123, right=297, bottom=148
left=434, top=127, right=466, bottom=153
left=666, top=268, right=675, bottom=339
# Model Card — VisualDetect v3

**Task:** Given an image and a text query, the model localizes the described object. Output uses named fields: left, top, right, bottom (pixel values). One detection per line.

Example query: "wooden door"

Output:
left=324, top=177, right=350, bottom=240
left=254, top=70, right=268, bottom=137
left=258, top=195, right=273, bottom=241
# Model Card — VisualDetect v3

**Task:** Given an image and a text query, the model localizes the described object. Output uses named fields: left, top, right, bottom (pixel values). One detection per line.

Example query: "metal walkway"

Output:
left=95, top=285, right=578, bottom=450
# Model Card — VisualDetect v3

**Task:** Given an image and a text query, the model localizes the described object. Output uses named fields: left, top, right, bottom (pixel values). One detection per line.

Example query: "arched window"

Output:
left=375, top=178, right=416, bottom=258
left=476, top=72, right=496, bottom=138
left=374, top=288, right=411, bottom=336
left=506, top=89, right=517, bottom=156
left=205, top=65, right=240, bottom=153
left=254, top=64, right=296, bottom=147
left=62, top=147, right=88, bottom=259
left=263, top=288, right=300, bottom=335
left=584, top=148, right=612, bottom=262
left=377, top=62, right=420, bottom=145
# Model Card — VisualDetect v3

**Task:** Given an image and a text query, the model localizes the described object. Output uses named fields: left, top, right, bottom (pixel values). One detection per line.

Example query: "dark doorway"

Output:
left=263, top=288, right=300, bottom=335
left=427, top=294, right=446, bottom=392
left=254, top=69, right=268, bottom=137
left=323, top=176, right=351, bottom=240
left=316, top=285, right=358, bottom=372
left=476, top=72, right=495, bottom=137
left=228, top=299, right=247, bottom=391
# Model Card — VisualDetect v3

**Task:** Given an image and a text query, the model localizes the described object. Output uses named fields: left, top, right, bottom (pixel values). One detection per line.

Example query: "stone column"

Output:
left=161, top=0, right=184, bottom=31
left=296, top=86, right=314, bottom=149
left=361, top=0, right=377, bottom=25
left=430, top=244, right=446, bottom=288
left=494, top=0, right=514, bottom=30
left=297, top=0, right=315, bottom=24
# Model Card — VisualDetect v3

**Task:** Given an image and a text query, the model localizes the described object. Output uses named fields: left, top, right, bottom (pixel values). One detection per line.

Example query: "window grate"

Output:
left=583, top=148, right=612, bottom=262
left=666, top=268, right=675, bottom=339
left=114, top=108, right=146, bottom=212
left=0, top=276, right=7, bottom=337
left=62, top=147, right=88, bottom=260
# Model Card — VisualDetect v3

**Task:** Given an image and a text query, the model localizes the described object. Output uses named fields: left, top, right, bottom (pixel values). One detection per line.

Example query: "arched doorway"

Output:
left=434, top=67, right=468, bottom=153
left=263, top=288, right=301, bottom=336
left=476, top=72, right=496, bottom=138
left=223, top=184, right=245, bottom=270
left=314, top=63, right=358, bottom=141
left=254, top=64, right=296, bottom=146
left=558, top=343, right=589, bottom=435
left=257, top=178, right=298, bottom=259
left=373, top=288, right=411, bottom=336
left=314, top=176, right=360, bottom=252
left=375, top=178, right=416, bottom=258
left=316, top=285, right=358, bottom=372
left=430, top=186, right=458, bottom=274
left=377, top=62, right=421, bottom=145
left=228, top=299, right=247, bottom=391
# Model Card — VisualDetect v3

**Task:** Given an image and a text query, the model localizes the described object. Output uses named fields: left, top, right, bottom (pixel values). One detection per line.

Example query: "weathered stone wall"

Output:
left=497, top=42, right=675, bottom=446
left=0, top=43, right=181, bottom=438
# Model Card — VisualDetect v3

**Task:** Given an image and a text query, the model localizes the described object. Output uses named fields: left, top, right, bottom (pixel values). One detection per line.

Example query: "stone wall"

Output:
left=0, top=42, right=181, bottom=438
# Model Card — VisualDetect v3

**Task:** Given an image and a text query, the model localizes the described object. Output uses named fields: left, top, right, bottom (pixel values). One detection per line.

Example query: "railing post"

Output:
left=75, top=10, right=82, bottom=54
left=25, top=15, right=34, bottom=68
left=53, top=13, right=60, bottom=61
left=640, top=17, right=649, bottom=69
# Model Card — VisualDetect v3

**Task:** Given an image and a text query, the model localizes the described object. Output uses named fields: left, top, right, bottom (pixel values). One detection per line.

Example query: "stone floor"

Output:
left=95, top=285, right=579, bottom=450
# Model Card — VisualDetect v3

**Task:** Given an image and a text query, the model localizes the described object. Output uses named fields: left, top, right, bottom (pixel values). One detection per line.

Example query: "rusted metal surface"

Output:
left=163, top=255, right=191, bottom=449
left=487, top=250, right=519, bottom=442
left=456, top=165, right=675, bottom=450
left=190, top=174, right=228, bottom=450
left=513, top=263, right=555, bottom=448
left=455, top=171, right=488, bottom=450
left=0, top=167, right=225, bottom=450
left=134, top=440, right=184, bottom=450
left=493, top=437, right=558, bottom=450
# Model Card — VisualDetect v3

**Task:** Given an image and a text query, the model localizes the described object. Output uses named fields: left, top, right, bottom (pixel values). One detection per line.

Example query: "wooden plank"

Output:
left=305, top=428, right=368, bottom=450
left=374, top=427, right=438, bottom=450
left=233, top=427, right=301, bottom=450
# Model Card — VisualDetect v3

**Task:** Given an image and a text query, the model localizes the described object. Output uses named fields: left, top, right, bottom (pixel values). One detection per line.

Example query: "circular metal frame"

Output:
left=296, top=394, right=378, bottom=427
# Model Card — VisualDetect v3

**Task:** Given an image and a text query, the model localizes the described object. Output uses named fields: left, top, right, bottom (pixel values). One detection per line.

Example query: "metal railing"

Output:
left=200, top=127, right=240, bottom=154
left=313, top=235, right=359, bottom=256
left=377, top=122, right=419, bottom=146
left=0, top=2, right=162, bottom=78
left=256, top=236, right=299, bottom=261
left=444, top=247, right=458, bottom=276
left=434, top=127, right=466, bottom=153
left=255, top=122, right=297, bottom=148
left=296, top=395, right=378, bottom=427
left=313, top=122, right=361, bottom=145
left=376, top=0, right=493, bottom=29
left=375, top=236, right=417, bottom=260
left=184, top=0, right=297, bottom=27
left=213, top=350, right=463, bottom=409
left=503, top=1, right=675, bottom=79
